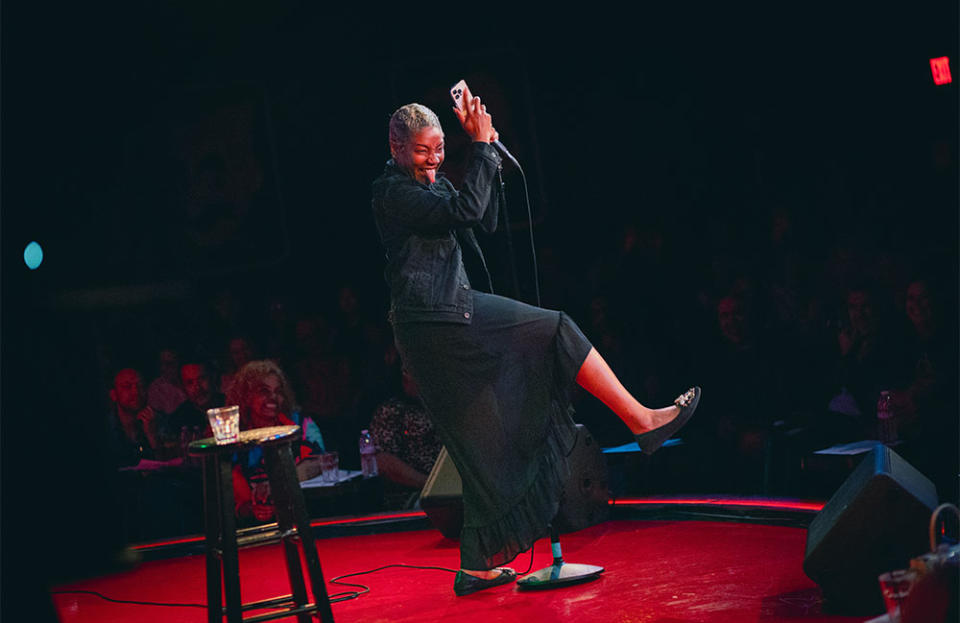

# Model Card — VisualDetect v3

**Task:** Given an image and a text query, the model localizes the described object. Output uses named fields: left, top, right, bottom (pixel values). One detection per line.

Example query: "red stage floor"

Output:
left=51, top=518, right=871, bottom=623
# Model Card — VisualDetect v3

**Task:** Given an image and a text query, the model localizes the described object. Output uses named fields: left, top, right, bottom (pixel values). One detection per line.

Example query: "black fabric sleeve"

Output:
left=387, top=142, right=502, bottom=233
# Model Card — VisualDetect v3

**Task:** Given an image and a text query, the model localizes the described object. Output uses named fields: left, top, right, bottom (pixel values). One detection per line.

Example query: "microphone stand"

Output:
left=517, top=523, right=604, bottom=590
left=496, top=141, right=605, bottom=591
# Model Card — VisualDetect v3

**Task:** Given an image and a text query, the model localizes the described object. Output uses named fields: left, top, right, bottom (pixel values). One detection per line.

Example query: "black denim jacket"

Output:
left=372, top=141, right=503, bottom=325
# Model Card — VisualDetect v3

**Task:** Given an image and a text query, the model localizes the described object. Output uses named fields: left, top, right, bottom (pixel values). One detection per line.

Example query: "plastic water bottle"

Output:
left=359, top=429, right=378, bottom=478
left=876, top=391, right=896, bottom=445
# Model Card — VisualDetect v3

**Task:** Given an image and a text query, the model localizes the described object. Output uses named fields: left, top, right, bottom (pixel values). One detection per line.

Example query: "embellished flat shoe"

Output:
left=634, top=386, right=700, bottom=454
left=453, top=567, right=517, bottom=596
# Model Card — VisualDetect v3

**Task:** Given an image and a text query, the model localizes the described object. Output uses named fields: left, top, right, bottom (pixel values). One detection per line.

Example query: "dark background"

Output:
left=2, top=1, right=957, bottom=616
left=4, top=3, right=957, bottom=295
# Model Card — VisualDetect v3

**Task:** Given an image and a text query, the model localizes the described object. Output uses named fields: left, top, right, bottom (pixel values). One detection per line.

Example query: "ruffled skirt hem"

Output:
left=459, top=398, right=577, bottom=569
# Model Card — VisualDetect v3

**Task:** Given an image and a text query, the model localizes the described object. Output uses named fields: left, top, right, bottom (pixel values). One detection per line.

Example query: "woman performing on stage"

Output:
left=371, top=92, right=700, bottom=596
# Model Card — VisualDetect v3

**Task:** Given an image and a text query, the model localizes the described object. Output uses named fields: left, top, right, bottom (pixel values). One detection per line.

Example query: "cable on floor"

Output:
left=50, top=542, right=537, bottom=608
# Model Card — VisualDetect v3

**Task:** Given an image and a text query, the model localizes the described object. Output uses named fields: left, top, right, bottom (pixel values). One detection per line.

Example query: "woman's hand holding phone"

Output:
left=451, top=79, right=498, bottom=143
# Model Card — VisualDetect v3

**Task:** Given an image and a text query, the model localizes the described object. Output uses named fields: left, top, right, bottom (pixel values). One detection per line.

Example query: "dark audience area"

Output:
left=84, top=203, right=957, bottom=543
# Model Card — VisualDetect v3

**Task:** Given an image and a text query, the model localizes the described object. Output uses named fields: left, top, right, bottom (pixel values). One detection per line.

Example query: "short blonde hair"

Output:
left=388, top=103, right=441, bottom=158
left=226, top=359, right=297, bottom=427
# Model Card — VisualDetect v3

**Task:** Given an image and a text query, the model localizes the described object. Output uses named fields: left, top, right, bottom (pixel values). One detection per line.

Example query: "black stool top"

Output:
left=188, top=425, right=301, bottom=456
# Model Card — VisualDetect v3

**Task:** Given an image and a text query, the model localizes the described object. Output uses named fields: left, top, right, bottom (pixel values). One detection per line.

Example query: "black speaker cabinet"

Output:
left=420, top=424, right=610, bottom=540
left=803, top=444, right=939, bottom=614
left=554, top=424, right=611, bottom=533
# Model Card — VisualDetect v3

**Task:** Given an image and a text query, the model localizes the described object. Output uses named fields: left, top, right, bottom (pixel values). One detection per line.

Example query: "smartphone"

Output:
left=449, top=79, right=470, bottom=112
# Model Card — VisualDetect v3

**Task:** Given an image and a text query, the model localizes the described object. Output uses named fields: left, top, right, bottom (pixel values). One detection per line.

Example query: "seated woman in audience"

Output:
left=370, top=368, right=442, bottom=509
left=226, top=359, right=325, bottom=523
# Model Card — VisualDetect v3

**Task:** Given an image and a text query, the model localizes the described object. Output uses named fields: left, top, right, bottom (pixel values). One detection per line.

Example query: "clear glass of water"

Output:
left=207, top=405, right=240, bottom=444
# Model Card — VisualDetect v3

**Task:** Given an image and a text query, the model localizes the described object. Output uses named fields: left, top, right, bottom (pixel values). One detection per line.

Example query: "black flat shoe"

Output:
left=453, top=568, right=517, bottom=596
left=634, top=386, right=700, bottom=454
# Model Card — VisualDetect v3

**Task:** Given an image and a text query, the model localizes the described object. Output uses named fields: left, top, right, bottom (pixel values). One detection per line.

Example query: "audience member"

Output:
left=687, top=294, right=783, bottom=492
left=219, top=336, right=255, bottom=396
left=107, top=368, right=164, bottom=466
left=226, top=360, right=325, bottom=523
left=899, top=279, right=955, bottom=417
left=260, top=295, right=297, bottom=362
left=146, top=347, right=187, bottom=415
left=167, top=362, right=225, bottom=452
left=830, top=285, right=910, bottom=436
left=370, top=369, right=442, bottom=508
left=109, top=367, right=203, bottom=540
left=892, top=278, right=959, bottom=497
left=206, top=287, right=247, bottom=345
left=290, top=313, right=357, bottom=460
left=331, top=284, right=366, bottom=359
left=354, top=337, right=404, bottom=432
left=332, top=284, right=393, bottom=423
left=769, top=278, right=837, bottom=420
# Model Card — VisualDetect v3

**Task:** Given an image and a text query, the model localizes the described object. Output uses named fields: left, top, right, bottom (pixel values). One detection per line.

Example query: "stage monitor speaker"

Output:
left=419, top=446, right=464, bottom=540
left=420, top=424, right=610, bottom=540
left=802, top=444, right=939, bottom=615
left=554, top=424, right=611, bottom=533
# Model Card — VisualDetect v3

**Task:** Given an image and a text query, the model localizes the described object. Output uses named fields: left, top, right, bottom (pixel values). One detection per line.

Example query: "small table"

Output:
left=300, top=470, right=384, bottom=517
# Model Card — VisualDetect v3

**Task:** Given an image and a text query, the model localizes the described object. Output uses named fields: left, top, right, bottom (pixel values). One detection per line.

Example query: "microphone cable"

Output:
left=328, top=541, right=536, bottom=599
left=49, top=544, right=538, bottom=609
left=493, top=140, right=541, bottom=308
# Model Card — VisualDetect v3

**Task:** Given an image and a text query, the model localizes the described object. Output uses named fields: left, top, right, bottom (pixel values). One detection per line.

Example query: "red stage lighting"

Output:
left=930, top=56, right=952, bottom=85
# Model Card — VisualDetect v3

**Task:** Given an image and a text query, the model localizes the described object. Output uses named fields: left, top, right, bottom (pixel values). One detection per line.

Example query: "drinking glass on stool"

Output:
left=206, top=405, right=240, bottom=444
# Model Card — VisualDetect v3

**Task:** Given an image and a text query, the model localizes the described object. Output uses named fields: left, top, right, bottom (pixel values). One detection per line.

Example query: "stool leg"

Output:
left=202, top=455, right=223, bottom=623
left=276, top=446, right=335, bottom=623
left=217, top=454, right=243, bottom=623
left=264, top=446, right=311, bottom=623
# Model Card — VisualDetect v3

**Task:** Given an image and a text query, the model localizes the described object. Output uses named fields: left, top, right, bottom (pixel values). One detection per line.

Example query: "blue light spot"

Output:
left=24, top=241, right=43, bottom=270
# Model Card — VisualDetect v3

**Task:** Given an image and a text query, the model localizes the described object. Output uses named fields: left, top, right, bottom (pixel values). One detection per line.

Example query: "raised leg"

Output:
left=575, top=347, right=679, bottom=435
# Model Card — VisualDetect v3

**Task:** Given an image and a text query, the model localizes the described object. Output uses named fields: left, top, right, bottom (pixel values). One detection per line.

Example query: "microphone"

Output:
left=493, top=139, right=522, bottom=172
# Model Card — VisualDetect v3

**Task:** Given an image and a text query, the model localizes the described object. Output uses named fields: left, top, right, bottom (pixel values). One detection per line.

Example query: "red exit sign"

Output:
left=930, top=57, right=952, bottom=85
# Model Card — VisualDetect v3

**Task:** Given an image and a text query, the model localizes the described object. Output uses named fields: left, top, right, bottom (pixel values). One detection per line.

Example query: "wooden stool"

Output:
left=188, top=425, right=335, bottom=623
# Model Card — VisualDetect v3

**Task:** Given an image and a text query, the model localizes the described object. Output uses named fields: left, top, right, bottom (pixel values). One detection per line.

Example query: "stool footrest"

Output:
left=239, top=593, right=299, bottom=611
left=234, top=528, right=298, bottom=549
left=240, top=601, right=325, bottom=623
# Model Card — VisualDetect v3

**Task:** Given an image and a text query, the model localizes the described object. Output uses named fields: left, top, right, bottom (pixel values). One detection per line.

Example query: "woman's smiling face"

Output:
left=398, top=126, right=444, bottom=184
left=249, top=373, right=283, bottom=427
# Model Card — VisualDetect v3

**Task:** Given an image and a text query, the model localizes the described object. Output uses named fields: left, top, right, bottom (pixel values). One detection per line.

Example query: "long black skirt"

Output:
left=392, top=292, right=593, bottom=570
